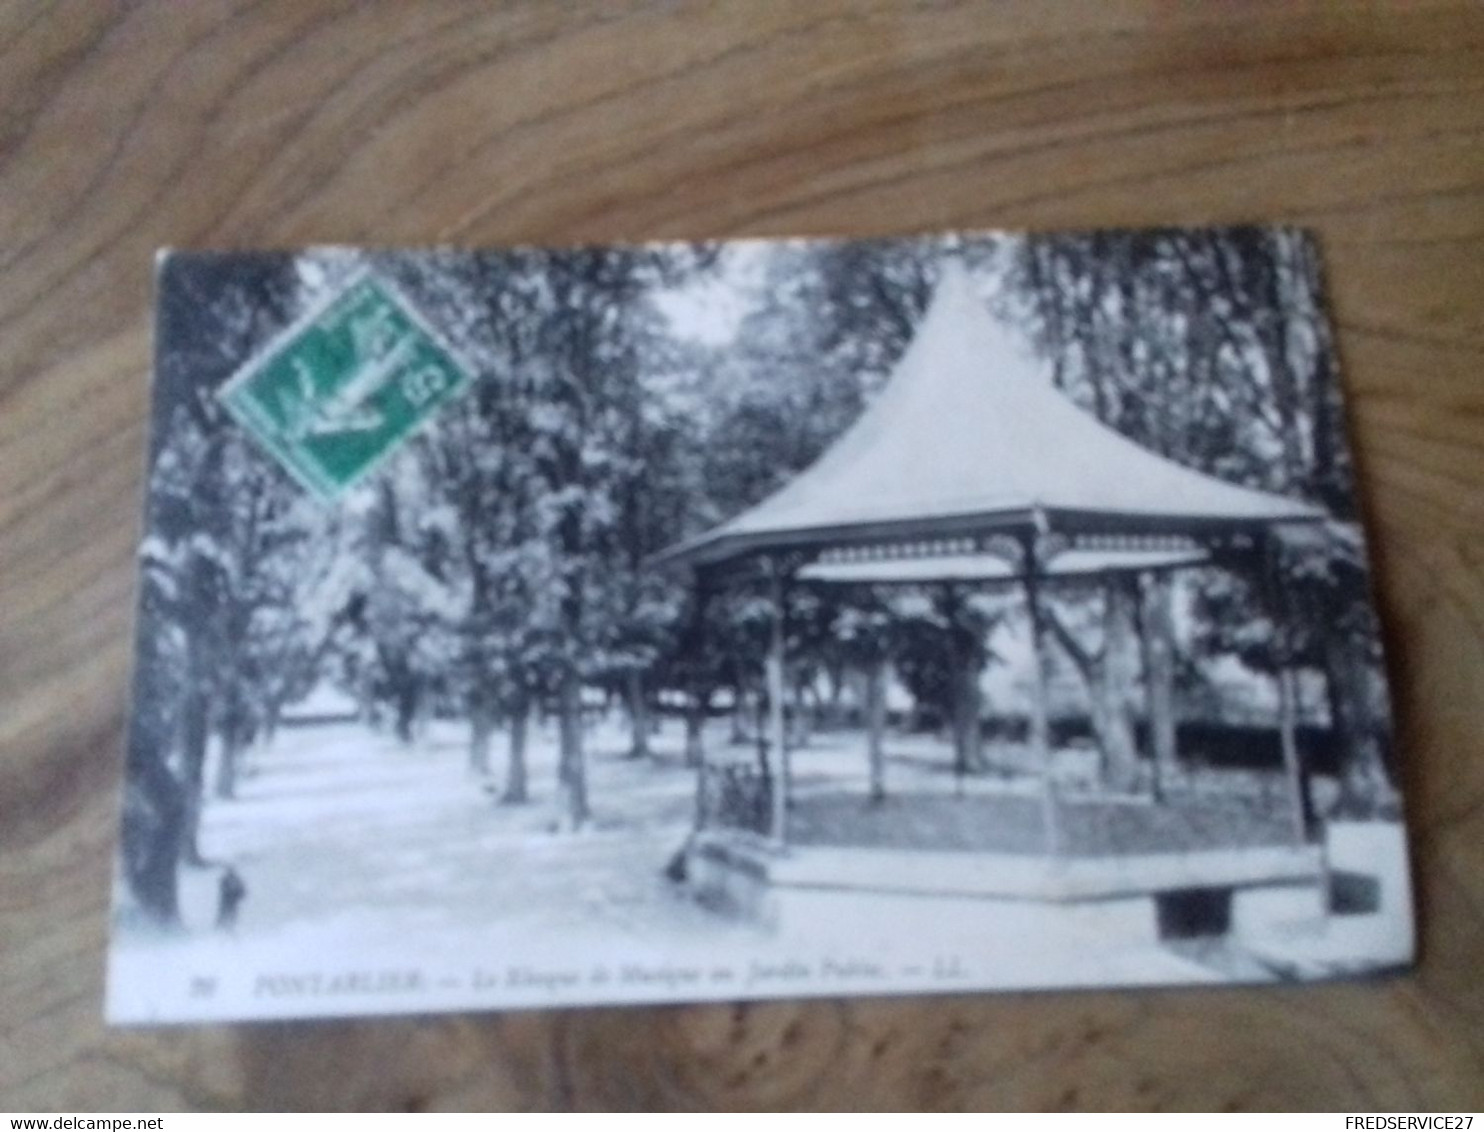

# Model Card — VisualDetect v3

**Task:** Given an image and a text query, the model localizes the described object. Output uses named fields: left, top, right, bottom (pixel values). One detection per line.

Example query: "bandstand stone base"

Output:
left=685, top=830, right=1325, bottom=947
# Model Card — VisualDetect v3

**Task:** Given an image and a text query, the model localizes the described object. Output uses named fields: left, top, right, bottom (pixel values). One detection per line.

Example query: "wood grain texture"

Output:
left=2, top=0, right=1483, bottom=1111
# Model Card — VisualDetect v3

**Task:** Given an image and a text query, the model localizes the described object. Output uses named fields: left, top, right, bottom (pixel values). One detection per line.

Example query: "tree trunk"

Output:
left=1096, top=578, right=1142, bottom=792
left=179, top=687, right=211, bottom=866
left=122, top=757, right=185, bottom=925
left=684, top=696, right=706, bottom=769
left=502, top=694, right=530, bottom=804
left=393, top=675, right=419, bottom=746
left=965, top=652, right=985, bottom=771
left=1325, top=628, right=1391, bottom=817
left=556, top=667, right=589, bottom=831
left=789, top=679, right=814, bottom=749
left=1043, top=585, right=1140, bottom=793
left=866, top=654, right=888, bottom=803
left=1276, top=665, right=1309, bottom=843
left=952, top=648, right=984, bottom=778
left=212, top=688, right=246, bottom=800
left=358, top=679, right=378, bottom=730
left=263, top=698, right=282, bottom=751
left=906, top=697, right=922, bottom=736
left=1261, top=534, right=1314, bottom=845
left=213, top=722, right=244, bottom=801
left=624, top=668, right=651, bottom=759
left=824, top=658, right=845, bottom=731
left=729, top=690, right=748, bottom=745
left=469, top=691, right=496, bottom=777
left=1139, top=572, right=1180, bottom=798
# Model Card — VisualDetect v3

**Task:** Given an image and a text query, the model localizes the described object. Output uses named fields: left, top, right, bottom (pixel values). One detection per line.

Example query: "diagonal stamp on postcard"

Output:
left=219, top=273, right=471, bottom=499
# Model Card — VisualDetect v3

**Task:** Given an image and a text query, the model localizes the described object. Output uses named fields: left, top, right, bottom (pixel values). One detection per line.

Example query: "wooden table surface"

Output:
left=3, top=1, right=1483, bottom=1112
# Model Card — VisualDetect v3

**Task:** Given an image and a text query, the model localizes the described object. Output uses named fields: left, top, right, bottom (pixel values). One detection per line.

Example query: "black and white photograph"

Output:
left=109, top=227, right=1413, bottom=1024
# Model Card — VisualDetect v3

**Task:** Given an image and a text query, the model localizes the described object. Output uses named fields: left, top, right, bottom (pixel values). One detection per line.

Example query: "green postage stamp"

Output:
left=219, top=272, right=471, bottom=499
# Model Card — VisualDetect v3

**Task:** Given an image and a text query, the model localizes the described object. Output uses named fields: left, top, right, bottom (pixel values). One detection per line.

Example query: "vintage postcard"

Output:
left=109, top=228, right=1413, bottom=1024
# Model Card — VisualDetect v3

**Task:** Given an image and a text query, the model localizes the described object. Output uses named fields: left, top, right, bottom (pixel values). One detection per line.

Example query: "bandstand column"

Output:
left=1138, top=569, right=1179, bottom=801
left=866, top=651, right=888, bottom=804
left=1262, top=532, right=1311, bottom=846
left=687, top=576, right=714, bottom=827
left=1022, top=540, right=1061, bottom=856
left=941, top=582, right=969, bottom=786
left=765, top=562, right=789, bottom=845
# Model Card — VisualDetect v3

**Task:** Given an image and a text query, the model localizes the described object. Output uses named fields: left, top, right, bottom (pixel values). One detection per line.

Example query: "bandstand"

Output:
left=655, top=265, right=1330, bottom=944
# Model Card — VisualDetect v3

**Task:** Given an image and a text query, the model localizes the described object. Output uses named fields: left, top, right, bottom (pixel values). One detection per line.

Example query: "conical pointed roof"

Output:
left=660, top=263, right=1323, bottom=570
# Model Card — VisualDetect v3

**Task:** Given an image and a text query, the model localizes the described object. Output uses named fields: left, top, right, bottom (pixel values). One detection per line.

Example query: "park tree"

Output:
left=1010, top=227, right=1393, bottom=812
left=382, top=245, right=716, bottom=826
left=826, top=591, right=897, bottom=801
left=375, top=250, right=557, bottom=796
left=124, top=253, right=332, bottom=922
left=1039, top=577, right=1145, bottom=792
